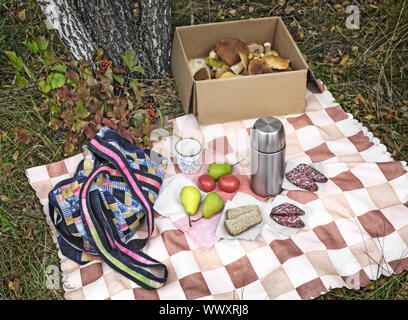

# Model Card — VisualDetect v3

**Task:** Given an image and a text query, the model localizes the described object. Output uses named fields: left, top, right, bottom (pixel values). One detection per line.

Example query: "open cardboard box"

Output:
left=171, top=17, right=315, bottom=125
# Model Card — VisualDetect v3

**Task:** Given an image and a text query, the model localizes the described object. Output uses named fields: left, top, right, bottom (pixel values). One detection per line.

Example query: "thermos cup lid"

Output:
left=250, top=117, right=286, bottom=153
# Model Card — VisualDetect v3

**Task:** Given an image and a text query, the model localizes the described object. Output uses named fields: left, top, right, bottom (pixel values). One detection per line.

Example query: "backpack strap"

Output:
left=80, top=136, right=168, bottom=289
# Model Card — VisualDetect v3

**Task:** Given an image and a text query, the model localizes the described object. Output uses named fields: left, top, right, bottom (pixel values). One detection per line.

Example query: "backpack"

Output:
left=48, top=127, right=168, bottom=290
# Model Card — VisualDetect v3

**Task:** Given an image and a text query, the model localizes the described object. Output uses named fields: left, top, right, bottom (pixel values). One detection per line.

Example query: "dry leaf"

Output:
left=284, top=5, right=295, bottom=15
left=12, top=151, right=19, bottom=161
left=229, top=9, right=237, bottom=16
left=384, top=111, right=397, bottom=123
left=0, top=195, right=9, bottom=202
left=365, top=114, right=375, bottom=120
left=8, top=281, right=15, bottom=292
left=339, top=54, right=349, bottom=66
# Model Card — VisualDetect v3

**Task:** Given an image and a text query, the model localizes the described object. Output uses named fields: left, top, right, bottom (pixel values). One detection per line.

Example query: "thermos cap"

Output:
left=250, top=117, right=286, bottom=153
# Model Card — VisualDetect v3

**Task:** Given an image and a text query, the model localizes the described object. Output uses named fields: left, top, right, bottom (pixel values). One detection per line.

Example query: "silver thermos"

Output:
left=250, top=117, right=286, bottom=197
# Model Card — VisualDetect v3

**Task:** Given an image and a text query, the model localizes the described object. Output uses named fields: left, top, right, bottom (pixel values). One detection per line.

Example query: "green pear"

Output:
left=180, top=186, right=201, bottom=226
left=207, top=163, right=233, bottom=180
left=202, top=192, right=224, bottom=219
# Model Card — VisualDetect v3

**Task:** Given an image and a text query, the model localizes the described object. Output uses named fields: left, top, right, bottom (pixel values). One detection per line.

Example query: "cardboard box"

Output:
left=171, top=17, right=310, bottom=125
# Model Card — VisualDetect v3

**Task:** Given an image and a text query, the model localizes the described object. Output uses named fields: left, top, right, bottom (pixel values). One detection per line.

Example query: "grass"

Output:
left=0, top=0, right=407, bottom=300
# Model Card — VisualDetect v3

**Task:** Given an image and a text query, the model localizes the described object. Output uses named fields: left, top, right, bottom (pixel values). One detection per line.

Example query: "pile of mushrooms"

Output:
left=191, top=37, right=293, bottom=81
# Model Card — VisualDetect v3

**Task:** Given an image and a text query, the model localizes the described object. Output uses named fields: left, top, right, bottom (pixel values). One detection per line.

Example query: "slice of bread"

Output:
left=224, top=206, right=262, bottom=236
left=226, top=205, right=260, bottom=220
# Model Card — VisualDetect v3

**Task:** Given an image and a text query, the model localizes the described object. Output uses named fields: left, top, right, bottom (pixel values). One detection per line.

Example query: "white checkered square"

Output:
left=344, top=188, right=378, bottom=216
left=350, top=163, right=388, bottom=188
left=292, top=230, right=327, bottom=253
left=170, top=251, right=200, bottom=279
left=157, top=280, right=186, bottom=300
left=82, top=276, right=110, bottom=300
left=240, top=280, right=269, bottom=300
left=307, top=110, right=335, bottom=126
left=296, top=126, right=325, bottom=151
left=389, top=174, right=408, bottom=204
left=247, top=246, right=281, bottom=279
left=335, top=218, right=370, bottom=247
left=326, top=138, right=359, bottom=156
left=327, top=247, right=361, bottom=276
left=214, top=239, right=246, bottom=265
left=282, top=254, right=319, bottom=287
left=376, top=231, right=408, bottom=262
left=201, top=123, right=226, bottom=144
left=202, top=267, right=235, bottom=295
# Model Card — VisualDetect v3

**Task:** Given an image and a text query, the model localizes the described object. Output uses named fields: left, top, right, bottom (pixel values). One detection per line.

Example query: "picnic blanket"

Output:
left=26, top=83, right=408, bottom=300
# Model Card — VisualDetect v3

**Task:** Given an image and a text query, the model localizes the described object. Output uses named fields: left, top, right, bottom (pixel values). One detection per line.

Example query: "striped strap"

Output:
left=79, top=136, right=168, bottom=289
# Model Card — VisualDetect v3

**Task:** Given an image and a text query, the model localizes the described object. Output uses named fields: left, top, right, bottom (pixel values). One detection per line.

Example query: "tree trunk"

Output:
left=37, top=0, right=96, bottom=63
left=37, top=0, right=173, bottom=79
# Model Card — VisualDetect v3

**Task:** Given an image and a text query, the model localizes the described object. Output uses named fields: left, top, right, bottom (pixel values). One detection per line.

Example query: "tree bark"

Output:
left=37, top=0, right=96, bottom=63
left=37, top=0, right=173, bottom=79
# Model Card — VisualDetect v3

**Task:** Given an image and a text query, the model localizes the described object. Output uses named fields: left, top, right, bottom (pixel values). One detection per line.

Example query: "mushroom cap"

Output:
left=214, top=37, right=249, bottom=66
left=247, top=42, right=264, bottom=54
left=239, top=51, right=249, bottom=69
left=248, top=59, right=268, bottom=75
left=263, top=55, right=290, bottom=70
left=194, top=67, right=211, bottom=81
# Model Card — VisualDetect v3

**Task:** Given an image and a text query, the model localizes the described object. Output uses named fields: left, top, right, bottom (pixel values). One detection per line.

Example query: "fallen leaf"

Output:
left=339, top=54, right=349, bottom=66
left=16, top=9, right=26, bottom=21
left=229, top=9, right=237, bottom=16
left=284, top=5, right=295, bottom=15
left=0, top=195, right=9, bottom=202
left=12, top=151, right=19, bottom=161
left=364, top=114, right=375, bottom=120
left=330, top=25, right=335, bottom=32
left=384, top=111, right=397, bottom=123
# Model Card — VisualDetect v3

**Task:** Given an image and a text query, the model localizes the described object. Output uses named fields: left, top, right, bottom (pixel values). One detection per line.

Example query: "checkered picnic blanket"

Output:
left=26, top=83, right=408, bottom=300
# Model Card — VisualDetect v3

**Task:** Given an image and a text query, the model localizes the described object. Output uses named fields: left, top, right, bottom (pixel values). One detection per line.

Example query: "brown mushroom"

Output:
left=193, top=67, right=211, bottom=81
left=248, top=59, right=268, bottom=75
left=230, top=51, right=249, bottom=74
left=263, top=55, right=290, bottom=70
left=247, top=42, right=264, bottom=54
left=214, top=37, right=249, bottom=66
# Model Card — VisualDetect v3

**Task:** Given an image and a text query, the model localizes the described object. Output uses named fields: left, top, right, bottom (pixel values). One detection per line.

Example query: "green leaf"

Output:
left=127, top=99, right=135, bottom=110
left=112, top=74, right=124, bottom=85
left=129, top=80, right=143, bottom=105
left=52, top=64, right=68, bottom=73
left=132, top=112, right=144, bottom=125
left=15, top=70, right=28, bottom=88
left=47, top=72, right=66, bottom=89
left=85, top=74, right=98, bottom=87
left=23, top=40, right=39, bottom=54
left=122, top=49, right=144, bottom=74
left=75, top=100, right=90, bottom=120
left=38, top=80, right=51, bottom=93
left=40, top=50, right=54, bottom=66
left=4, top=51, right=23, bottom=71
left=37, top=36, right=49, bottom=51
